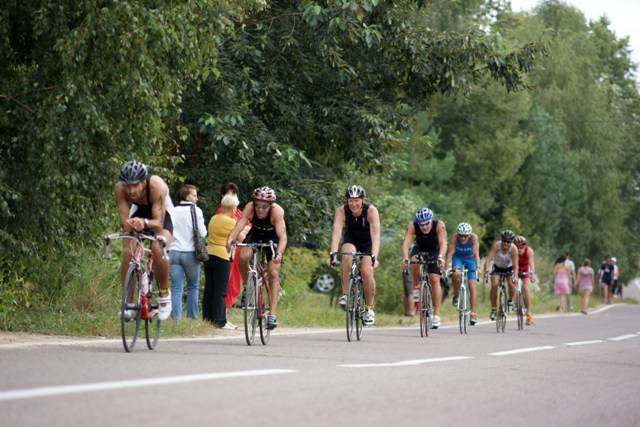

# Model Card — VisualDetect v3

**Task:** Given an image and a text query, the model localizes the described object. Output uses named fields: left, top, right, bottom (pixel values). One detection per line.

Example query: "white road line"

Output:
left=489, top=346, right=554, bottom=356
left=0, top=369, right=296, bottom=402
left=564, top=340, right=603, bottom=346
left=607, top=334, right=637, bottom=342
left=337, top=356, right=472, bottom=368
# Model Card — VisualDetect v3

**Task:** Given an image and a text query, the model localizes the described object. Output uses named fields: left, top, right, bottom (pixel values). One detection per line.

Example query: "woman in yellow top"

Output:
left=203, top=192, right=242, bottom=328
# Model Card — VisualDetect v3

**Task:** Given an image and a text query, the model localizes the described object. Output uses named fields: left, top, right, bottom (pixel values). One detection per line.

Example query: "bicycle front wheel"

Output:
left=459, top=285, right=468, bottom=335
left=497, top=285, right=507, bottom=333
left=420, top=282, right=432, bottom=337
left=258, top=279, right=271, bottom=345
left=243, top=276, right=258, bottom=346
left=145, top=279, right=161, bottom=350
left=355, top=281, right=364, bottom=341
left=516, top=290, right=524, bottom=331
left=346, top=277, right=357, bottom=342
left=121, top=264, right=142, bottom=352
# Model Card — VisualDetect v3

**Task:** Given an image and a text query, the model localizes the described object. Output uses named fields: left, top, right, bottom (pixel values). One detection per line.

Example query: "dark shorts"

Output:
left=492, top=266, right=513, bottom=277
left=410, top=247, right=440, bottom=275
left=342, top=236, right=372, bottom=255
left=131, top=211, right=174, bottom=234
left=244, top=231, right=279, bottom=262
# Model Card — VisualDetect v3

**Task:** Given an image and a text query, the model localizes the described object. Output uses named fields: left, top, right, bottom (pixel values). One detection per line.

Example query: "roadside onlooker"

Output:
left=564, top=251, right=577, bottom=311
left=214, top=182, right=245, bottom=309
left=599, top=256, right=615, bottom=304
left=576, top=258, right=594, bottom=314
left=553, top=255, right=570, bottom=312
left=203, top=192, right=240, bottom=328
left=611, top=256, right=620, bottom=302
left=169, top=184, right=207, bottom=320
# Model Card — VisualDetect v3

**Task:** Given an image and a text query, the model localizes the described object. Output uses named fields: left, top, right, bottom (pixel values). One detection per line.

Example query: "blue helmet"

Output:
left=415, top=208, right=433, bottom=224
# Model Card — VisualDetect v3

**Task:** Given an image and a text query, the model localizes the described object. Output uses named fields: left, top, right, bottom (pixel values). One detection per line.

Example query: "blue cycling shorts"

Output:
left=452, top=256, right=477, bottom=281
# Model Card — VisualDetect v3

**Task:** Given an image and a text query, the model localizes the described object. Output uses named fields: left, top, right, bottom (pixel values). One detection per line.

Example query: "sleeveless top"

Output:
left=248, top=204, right=278, bottom=242
left=344, top=203, right=371, bottom=244
left=494, top=244, right=514, bottom=268
left=130, top=175, right=174, bottom=218
left=454, top=235, right=473, bottom=258
left=414, top=219, right=440, bottom=252
left=518, top=246, right=530, bottom=272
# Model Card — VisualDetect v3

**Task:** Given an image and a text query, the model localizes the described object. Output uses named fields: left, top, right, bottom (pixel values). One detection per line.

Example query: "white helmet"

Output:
left=456, top=222, right=472, bottom=235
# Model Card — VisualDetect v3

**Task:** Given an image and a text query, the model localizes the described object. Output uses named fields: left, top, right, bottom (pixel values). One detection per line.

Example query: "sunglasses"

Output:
left=418, top=220, right=431, bottom=227
left=501, top=240, right=513, bottom=244
left=255, top=203, right=271, bottom=210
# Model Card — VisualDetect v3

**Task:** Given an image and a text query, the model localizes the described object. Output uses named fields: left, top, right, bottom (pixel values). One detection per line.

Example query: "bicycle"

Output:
left=515, top=275, right=526, bottom=330
left=331, top=251, right=370, bottom=342
left=495, top=271, right=511, bottom=333
left=407, top=253, right=435, bottom=337
left=231, top=241, right=277, bottom=346
left=103, top=232, right=167, bottom=352
left=449, top=267, right=470, bottom=335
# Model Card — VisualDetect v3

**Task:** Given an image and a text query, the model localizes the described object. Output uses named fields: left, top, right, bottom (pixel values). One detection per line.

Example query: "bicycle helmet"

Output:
left=457, top=222, right=472, bottom=235
left=514, top=235, right=527, bottom=247
left=252, top=186, right=277, bottom=202
left=501, top=229, right=516, bottom=242
left=415, top=208, right=434, bottom=224
left=119, top=161, right=148, bottom=185
left=345, top=185, right=365, bottom=198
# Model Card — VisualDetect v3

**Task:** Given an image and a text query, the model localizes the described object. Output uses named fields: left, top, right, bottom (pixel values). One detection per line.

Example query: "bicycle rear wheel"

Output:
left=355, top=281, right=364, bottom=341
left=258, top=279, right=271, bottom=345
left=145, top=275, right=161, bottom=350
left=420, top=282, right=432, bottom=337
left=121, top=264, right=142, bottom=352
left=346, top=277, right=357, bottom=342
left=516, top=290, right=524, bottom=331
left=243, top=275, right=258, bottom=346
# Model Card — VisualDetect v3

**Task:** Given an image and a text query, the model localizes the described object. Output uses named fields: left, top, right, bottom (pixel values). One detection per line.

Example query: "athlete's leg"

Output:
left=340, top=243, right=356, bottom=295
left=360, top=256, right=375, bottom=307
left=267, top=260, right=281, bottom=316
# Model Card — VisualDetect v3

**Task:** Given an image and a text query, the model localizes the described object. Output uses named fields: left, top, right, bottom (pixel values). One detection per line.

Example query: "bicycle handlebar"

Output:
left=102, top=232, right=168, bottom=259
left=229, top=240, right=278, bottom=262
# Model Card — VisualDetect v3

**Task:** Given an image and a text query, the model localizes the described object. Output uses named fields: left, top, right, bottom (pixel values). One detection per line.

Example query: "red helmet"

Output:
left=514, top=235, right=527, bottom=247
left=252, top=186, right=276, bottom=202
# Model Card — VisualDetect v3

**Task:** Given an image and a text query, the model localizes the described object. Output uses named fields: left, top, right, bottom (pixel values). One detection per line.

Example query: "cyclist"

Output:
left=445, top=222, right=480, bottom=325
left=401, top=208, right=447, bottom=329
left=227, top=186, right=287, bottom=329
left=329, top=185, right=380, bottom=327
left=484, top=230, right=519, bottom=320
left=115, top=160, right=174, bottom=320
left=515, top=235, right=536, bottom=325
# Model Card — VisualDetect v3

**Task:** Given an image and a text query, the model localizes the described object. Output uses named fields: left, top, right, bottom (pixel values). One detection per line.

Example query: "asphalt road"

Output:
left=1, top=304, right=639, bottom=427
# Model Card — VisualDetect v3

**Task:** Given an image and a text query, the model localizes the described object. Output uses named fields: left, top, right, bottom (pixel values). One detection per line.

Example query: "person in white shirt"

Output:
left=169, top=184, right=207, bottom=319
left=564, top=252, right=577, bottom=311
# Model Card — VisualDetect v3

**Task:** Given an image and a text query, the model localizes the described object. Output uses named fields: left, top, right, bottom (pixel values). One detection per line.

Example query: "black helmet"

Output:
left=501, top=229, right=515, bottom=242
left=345, top=185, right=365, bottom=198
left=119, top=161, right=148, bottom=184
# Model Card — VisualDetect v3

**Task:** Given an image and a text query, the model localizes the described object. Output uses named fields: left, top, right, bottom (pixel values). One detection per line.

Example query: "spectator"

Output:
left=576, top=258, right=594, bottom=314
left=599, top=256, right=615, bottom=304
left=169, top=184, right=207, bottom=320
left=564, top=251, right=577, bottom=311
left=214, top=182, right=246, bottom=309
left=553, top=254, right=570, bottom=312
left=611, top=256, right=620, bottom=301
left=203, top=192, right=240, bottom=328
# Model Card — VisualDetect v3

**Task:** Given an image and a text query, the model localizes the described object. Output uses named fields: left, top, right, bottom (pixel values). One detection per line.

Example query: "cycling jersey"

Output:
left=494, top=245, right=514, bottom=269
left=342, top=203, right=371, bottom=253
left=452, top=234, right=477, bottom=281
left=129, top=175, right=174, bottom=233
left=245, top=204, right=279, bottom=261
left=411, top=220, right=441, bottom=275
left=518, top=245, right=530, bottom=277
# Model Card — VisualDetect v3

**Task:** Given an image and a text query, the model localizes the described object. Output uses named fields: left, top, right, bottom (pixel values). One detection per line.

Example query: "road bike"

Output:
left=332, top=251, right=371, bottom=342
left=495, top=272, right=511, bottom=333
left=408, top=253, right=435, bottom=337
left=232, top=241, right=277, bottom=346
left=450, top=267, right=470, bottom=335
left=103, top=232, right=167, bottom=352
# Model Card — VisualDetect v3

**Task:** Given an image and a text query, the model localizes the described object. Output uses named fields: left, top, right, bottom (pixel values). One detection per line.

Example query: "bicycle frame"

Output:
left=408, top=253, right=434, bottom=337
left=495, top=272, right=511, bottom=333
left=451, top=266, right=470, bottom=335
left=333, top=251, right=369, bottom=342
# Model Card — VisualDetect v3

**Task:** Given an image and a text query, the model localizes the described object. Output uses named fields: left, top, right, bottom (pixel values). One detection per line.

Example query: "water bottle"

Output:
left=412, top=286, right=420, bottom=302
left=141, top=272, right=149, bottom=295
